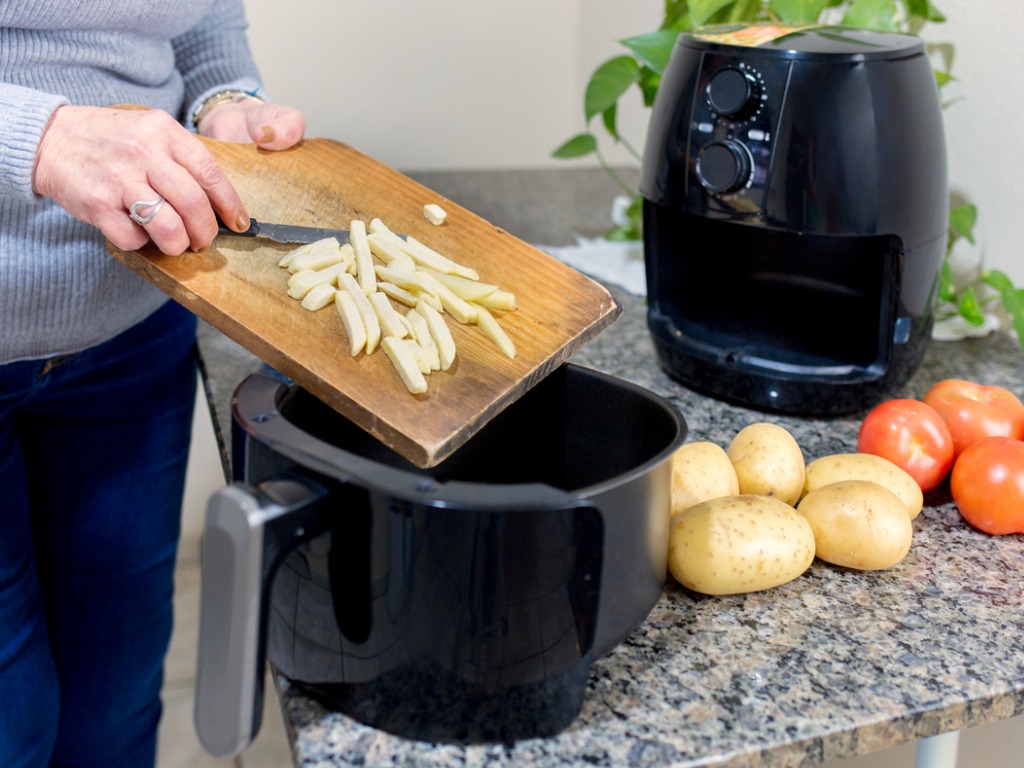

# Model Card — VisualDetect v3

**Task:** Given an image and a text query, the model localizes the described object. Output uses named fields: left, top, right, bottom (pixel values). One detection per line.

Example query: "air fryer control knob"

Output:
left=705, top=67, right=759, bottom=120
left=696, top=140, right=753, bottom=194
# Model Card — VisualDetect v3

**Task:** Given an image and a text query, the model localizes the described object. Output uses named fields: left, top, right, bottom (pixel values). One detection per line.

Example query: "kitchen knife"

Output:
left=217, top=216, right=351, bottom=245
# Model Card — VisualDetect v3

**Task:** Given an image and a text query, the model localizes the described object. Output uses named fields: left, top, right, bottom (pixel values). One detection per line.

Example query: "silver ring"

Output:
left=129, top=196, right=165, bottom=226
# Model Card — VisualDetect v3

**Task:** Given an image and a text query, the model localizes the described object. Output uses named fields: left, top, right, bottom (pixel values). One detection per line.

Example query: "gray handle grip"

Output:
left=194, top=478, right=330, bottom=758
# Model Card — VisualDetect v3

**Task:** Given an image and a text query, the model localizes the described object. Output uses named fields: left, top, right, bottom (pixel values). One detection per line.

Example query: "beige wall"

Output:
left=244, top=0, right=1024, bottom=285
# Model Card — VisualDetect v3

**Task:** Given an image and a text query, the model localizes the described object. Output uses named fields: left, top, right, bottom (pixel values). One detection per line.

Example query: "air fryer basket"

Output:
left=195, top=364, right=687, bottom=754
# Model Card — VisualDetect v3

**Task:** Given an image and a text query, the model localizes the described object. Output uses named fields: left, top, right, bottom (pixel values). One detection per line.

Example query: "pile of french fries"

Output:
left=278, top=215, right=516, bottom=395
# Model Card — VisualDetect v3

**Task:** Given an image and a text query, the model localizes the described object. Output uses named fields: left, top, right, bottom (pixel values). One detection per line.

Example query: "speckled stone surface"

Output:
left=195, top=168, right=1024, bottom=767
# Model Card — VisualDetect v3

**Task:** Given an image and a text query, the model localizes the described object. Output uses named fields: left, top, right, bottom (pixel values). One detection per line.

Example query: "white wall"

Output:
left=244, top=0, right=1023, bottom=284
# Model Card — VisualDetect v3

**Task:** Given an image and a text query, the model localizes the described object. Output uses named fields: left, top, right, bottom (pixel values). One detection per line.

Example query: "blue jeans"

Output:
left=0, top=301, right=198, bottom=768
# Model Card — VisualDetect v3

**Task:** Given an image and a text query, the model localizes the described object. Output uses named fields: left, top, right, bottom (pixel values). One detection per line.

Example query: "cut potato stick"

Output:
left=373, top=264, right=438, bottom=297
left=288, top=243, right=349, bottom=274
left=381, top=336, right=428, bottom=395
left=415, top=300, right=456, bottom=371
left=404, top=338, right=432, bottom=375
left=376, top=281, right=420, bottom=308
left=366, top=232, right=416, bottom=271
left=368, top=291, right=409, bottom=339
left=349, top=220, right=376, bottom=294
left=368, top=218, right=478, bottom=280
left=338, top=273, right=381, bottom=354
left=287, top=262, right=348, bottom=299
left=287, top=268, right=315, bottom=288
left=415, top=272, right=477, bottom=324
left=472, top=304, right=516, bottom=359
left=474, top=288, right=517, bottom=312
left=278, top=236, right=340, bottom=268
left=403, top=235, right=479, bottom=280
left=300, top=282, right=337, bottom=311
left=405, top=309, right=441, bottom=371
left=417, top=267, right=498, bottom=302
left=335, top=290, right=366, bottom=356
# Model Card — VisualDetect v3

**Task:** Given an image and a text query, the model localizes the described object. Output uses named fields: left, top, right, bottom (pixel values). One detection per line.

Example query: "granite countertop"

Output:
left=194, top=168, right=1024, bottom=767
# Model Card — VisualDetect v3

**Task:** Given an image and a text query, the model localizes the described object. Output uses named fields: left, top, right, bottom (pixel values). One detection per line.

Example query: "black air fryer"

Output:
left=641, top=24, right=948, bottom=414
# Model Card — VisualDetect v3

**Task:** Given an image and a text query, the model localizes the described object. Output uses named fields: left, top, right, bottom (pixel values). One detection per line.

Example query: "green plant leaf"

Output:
left=949, top=203, right=977, bottom=244
left=621, top=29, right=681, bottom=74
left=983, top=270, right=1024, bottom=346
left=604, top=222, right=642, bottom=241
left=585, top=56, right=641, bottom=123
left=906, top=0, right=946, bottom=22
left=717, top=0, right=770, bottom=24
left=639, top=67, right=664, bottom=107
left=602, top=103, right=620, bottom=141
left=956, top=286, right=985, bottom=326
left=691, top=0, right=740, bottom=27
left=770, top=0, right=832, bottom=24
left=551, top=133, right=598, bottom=159
left=662, top=0, right=694, bottom=31
left=842, top=0, right=901, bottom=31
left=934, top=69, right=953, bottom=88
left=938, top=259, right=957, bottom=303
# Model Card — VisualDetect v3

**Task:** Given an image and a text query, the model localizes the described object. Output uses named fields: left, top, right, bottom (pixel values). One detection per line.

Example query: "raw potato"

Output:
left=299, top=282, right=337, bottom=311
left=423, top=203, right=447, bottom=225
left=668, top=494, right=815, bottom=595
left=278, top=236, right=340, bottom=269
left=338, top=273, right=381, bottom=354
left=797, top=480, right=913, bottom=570
left=277, top=214, right=517, bottom=395
left=727, top=423, right=805, bottom=506
left=803, top=453, right=924, bottom=520
left=335, top=290, right=366, bottom=356
left=472, top=304, right=515, bottom=359
left=381, top=336, right=428, bottom=395
left=670, top=441, right=740, bottom=516
left=349, top=219, right=376, bottom=294
left=416, top=300, right=456, bottom=370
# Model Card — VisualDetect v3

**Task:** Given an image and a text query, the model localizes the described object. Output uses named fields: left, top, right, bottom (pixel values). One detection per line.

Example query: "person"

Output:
left=0, top=2, right=307, bottom=766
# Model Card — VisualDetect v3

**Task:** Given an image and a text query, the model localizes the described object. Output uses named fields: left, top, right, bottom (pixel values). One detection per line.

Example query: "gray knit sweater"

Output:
left=0, top=0, right=264, bottom=363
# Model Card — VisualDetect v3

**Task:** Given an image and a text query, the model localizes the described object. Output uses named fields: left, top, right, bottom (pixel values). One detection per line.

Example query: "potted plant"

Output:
left=553, top=0, right=1024, bottom=347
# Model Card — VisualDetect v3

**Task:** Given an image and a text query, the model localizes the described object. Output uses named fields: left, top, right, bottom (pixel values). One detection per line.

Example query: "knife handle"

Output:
left=216, top=215, right=258, bottom=237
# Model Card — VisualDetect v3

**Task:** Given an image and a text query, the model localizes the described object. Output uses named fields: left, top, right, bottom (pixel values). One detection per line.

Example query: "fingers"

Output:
left=150, top=145, right=247, bottom=248
left=251, top=108, right=306, bottom=150
left=34, top=103, right=305, bottom=257
left=197, top=101, right=306, bottom=151
left=34, top=105, right=249, bottom=256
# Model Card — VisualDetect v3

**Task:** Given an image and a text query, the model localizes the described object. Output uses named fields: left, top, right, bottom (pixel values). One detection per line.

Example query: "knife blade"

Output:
left=217, top=216, right=351, bottom=245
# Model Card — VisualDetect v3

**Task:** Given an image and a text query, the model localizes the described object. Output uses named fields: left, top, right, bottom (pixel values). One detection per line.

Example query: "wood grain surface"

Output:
left=107, top=137, right=621, bottom=467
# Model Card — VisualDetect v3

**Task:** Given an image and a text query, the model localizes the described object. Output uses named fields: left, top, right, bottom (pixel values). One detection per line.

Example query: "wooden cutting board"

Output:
left=107, top=137, right=621, bottom=467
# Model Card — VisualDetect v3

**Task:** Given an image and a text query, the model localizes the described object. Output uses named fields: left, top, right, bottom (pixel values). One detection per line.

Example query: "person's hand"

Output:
left=33, top=105, right=251, bottom=255
left=196, top=99, right=305, bottom=150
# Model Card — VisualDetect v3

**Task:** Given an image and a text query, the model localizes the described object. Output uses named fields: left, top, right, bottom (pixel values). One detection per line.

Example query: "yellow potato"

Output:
left=670, top=441, right=740, bottom=516
left=797, top=480, right=913, bottom=570
left=668, top=494, right=815, bottom=595
left=803, top=453, right=924, bottom=520
left=726, top=423, right=805, bottom=506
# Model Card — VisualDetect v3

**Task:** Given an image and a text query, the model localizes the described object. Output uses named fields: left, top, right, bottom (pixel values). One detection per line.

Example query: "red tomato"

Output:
left=950, top=436, right=1024, bottom=534
left=857, top=398, right=955, bottom=491
left=923, top=378, right=1024, bottom=456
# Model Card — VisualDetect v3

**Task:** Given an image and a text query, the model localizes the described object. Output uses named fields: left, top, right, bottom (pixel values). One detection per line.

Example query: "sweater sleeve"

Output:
left=172, top=0, right=267, bottom=129
left=0, top=82, right=68, bottom=202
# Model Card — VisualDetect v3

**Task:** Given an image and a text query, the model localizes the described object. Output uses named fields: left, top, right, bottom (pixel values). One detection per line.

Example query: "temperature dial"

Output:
left=705, top=67, right=761, bottom=121
left=696, top=140, right=753, bottom=194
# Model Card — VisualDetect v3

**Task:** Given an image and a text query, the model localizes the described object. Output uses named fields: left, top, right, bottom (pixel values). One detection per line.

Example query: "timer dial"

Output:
left=705, top=67, right=760, bottom=121
left=696, top=140, right=753, bottom=194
